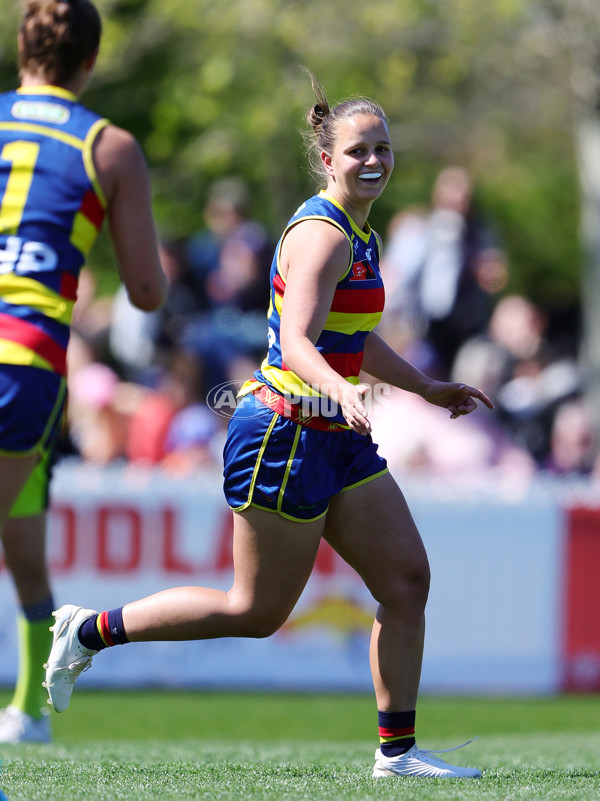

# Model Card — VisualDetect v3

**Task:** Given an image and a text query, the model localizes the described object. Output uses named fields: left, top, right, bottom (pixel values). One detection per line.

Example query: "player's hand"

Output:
left=422, top=381, right=494, bottom=419
left=339, top=383, right=372, bottom=435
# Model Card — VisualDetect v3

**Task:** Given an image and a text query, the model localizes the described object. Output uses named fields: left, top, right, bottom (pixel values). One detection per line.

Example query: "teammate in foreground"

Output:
left=0, top=456, right=55, bottom=743
left=45, top=72, right=492, bottom=778
left=0, top=0, right=167, bottom=742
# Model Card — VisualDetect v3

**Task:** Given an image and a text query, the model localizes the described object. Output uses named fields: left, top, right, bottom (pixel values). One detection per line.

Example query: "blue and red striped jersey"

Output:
left=0, top=85, right=108, bottom=375
left=243, top=191, right=385, bottom=425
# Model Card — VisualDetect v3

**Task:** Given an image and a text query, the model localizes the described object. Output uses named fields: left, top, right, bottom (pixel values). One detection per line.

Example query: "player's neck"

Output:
left=20, top=71, right=82, bottom=97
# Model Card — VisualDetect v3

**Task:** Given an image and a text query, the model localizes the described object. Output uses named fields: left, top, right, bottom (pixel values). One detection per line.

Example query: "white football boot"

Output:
left=0, top=706, right=51, bottom=744
left=43, top=604, right=99, bottom=713
left=373, top=743, right=482, bottom=778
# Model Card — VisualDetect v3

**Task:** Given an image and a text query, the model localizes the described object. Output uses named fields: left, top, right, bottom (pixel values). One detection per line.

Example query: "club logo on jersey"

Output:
left=349, top=260, right=376, bottom=281
left=11, top=100, right=71, bottom=125
left=0, top=235, right=58, bottom=274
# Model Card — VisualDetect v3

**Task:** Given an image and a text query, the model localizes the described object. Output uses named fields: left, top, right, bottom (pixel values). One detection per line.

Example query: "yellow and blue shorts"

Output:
left=223, top=392, right=388, bottom=523
left=0, top=364, right=65, bottom=518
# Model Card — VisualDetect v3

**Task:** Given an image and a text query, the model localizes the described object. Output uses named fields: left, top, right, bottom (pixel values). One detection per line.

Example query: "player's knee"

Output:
left=374, top=559, right=430, bottom=613
left=240, top=611, right=286, bottom=639
left=408, top=562, right=431, bottom=609
left=247, top=619, right=282, bottom=639
left=228, top=597, right=287, bottom=638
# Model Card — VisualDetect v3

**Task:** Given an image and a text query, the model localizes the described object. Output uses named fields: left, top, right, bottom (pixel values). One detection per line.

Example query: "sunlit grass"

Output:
left=1, top=691, right=599, bottom=801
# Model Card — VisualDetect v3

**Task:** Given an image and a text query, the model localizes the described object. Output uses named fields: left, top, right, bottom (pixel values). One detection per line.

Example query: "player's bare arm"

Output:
left=93, top=125, right=167, bottom=311
left=280, top=221, right=371, bottom=434
left=362, top=331, right=494, bottom=418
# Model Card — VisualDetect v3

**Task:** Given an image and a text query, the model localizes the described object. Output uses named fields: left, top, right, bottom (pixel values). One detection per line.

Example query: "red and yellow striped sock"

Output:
left=378, top=710, right=416, bottom=756
left=78, top=608, right=129, bottom=651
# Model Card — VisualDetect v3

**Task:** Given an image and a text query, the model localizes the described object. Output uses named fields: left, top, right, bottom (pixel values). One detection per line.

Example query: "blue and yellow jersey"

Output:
left=244, top=191, right=385, bottom=425
left=0, top=86, right=108, bottom=376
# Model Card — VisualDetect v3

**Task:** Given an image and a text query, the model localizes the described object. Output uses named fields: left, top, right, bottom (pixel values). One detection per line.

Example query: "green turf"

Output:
left=1, top=691, right=599, bottom=800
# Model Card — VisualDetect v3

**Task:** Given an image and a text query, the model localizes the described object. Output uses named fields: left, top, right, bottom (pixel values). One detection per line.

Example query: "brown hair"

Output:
left=302, top=69, right=389, bottom=185
left=19, top=0, right=102, bottom=85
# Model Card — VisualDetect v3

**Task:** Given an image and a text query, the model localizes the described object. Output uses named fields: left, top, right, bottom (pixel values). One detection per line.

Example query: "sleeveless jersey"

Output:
left=245, top=191, right=385, bottom=425
left=0, top=85, right=109, bottom=376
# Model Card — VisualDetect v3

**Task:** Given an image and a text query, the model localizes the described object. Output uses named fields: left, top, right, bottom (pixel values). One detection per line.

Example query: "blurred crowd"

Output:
left=62, top=176, right=272, bottom=476
left=61, top=170, right=598, bottom=485
left=375, top=166, right=593, bottom=485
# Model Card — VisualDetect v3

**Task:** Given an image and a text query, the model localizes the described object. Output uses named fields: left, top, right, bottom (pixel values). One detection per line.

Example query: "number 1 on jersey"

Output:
left=0, top=141, right=40, bottom=234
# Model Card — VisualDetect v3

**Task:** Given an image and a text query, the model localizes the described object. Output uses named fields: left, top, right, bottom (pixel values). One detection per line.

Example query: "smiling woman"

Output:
left=320, top=113, right=393, bottom=227
left=305, top=70, right=394, bottom=224
left=302, top=74, right=394, bottom=230
left=45, top=69, right=493, bottom=782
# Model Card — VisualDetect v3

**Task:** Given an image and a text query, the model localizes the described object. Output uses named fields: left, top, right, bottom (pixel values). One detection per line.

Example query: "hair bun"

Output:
left=308, top=102, right=327, bottom=130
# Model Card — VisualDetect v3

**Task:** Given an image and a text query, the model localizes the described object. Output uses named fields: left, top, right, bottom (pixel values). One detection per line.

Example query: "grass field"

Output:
left=1, top=690, right=599, bottom=800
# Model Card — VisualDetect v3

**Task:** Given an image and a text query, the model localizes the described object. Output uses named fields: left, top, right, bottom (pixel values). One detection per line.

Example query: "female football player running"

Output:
left=46, top=71, right=490, bottom=778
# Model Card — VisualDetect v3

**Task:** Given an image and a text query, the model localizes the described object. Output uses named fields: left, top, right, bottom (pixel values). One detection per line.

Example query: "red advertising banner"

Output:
left=562, top=506, right=600, bottom=691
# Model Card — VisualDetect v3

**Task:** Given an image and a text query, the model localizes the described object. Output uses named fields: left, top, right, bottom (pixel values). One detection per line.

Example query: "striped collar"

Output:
left=319, top=190, right=373, bottom=243
left=17, top=85, right=78, bottom=102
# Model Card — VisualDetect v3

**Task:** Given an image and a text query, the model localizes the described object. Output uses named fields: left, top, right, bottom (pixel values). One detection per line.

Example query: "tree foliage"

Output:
left=0, top=0, right=593, bottom=311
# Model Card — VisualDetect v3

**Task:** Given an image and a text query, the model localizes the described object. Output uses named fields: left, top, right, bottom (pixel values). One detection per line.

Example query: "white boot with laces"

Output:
left=43, top=604, right=99, bottom=713
left=373, top=742, right=482, bottom=779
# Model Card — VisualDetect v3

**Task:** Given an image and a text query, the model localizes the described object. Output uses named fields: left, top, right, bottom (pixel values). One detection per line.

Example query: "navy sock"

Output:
left=78, top=608, right=129, bottom=651
left=78, top=614, right=106, bottom=651
left=378, top=710, right=416, bottom=756
left=22, top=596, right=54, bottom=621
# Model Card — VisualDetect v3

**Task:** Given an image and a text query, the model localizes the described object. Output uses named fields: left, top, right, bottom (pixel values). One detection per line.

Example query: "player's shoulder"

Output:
left=95, top=123, right=139, bottom=154
left=286, top=215, right=349, bottom=250
left=93, top=124, right=146, bottom=173
left=92, top=124, right=148, bottom=203
left=290, top=192, right=338, bottom=219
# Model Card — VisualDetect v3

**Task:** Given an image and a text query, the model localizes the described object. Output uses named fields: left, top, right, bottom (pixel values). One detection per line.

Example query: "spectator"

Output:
left=110, top=238, right=207, bottom=383
left=369, top=386, right=536, bottom=484
left=452, top=294, right=583, bottom=465
left=187, top=177, right=271, bottom=312
left=69, top=267, right=115, bottom=368
left=126, top=347, right=212, bottom=466
left=381, top=167, right=508, bottom=379
left=108, top=285, right=160, bottom=383
left=161, top=403, right=220, bottom=475
left=543, top=399, right=596, bottom=477
left=182, top=178, right=272, bottom=387
left=67, top=363, right=130, bottom=464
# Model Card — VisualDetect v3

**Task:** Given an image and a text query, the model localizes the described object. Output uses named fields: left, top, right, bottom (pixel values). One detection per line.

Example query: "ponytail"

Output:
left=19, top=0, right=101, bottom=84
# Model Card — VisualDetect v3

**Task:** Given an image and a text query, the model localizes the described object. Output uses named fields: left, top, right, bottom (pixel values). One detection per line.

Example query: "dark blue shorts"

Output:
left=0, top=364, right=65, bottom=455
left=223, top=393, right=388, bottom=522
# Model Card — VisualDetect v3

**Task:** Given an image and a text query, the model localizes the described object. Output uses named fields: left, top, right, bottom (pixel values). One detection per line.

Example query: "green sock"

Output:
left=11, top=613, right=54, bottom=719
